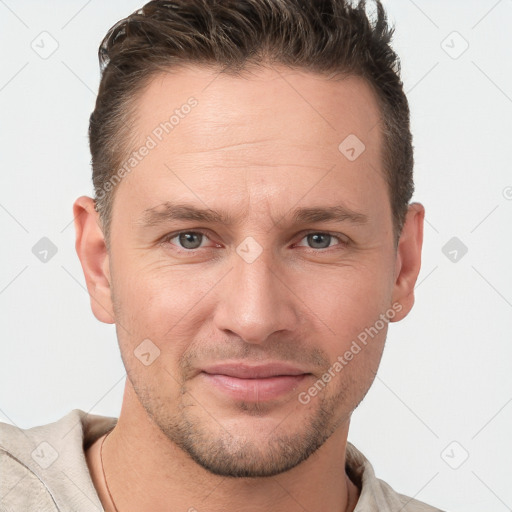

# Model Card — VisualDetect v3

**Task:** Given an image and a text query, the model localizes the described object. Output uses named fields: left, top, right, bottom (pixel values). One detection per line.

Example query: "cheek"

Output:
left=300, top=262, right=394, bottom=345
left=112, top=260, right=219, bottom=355
left=113, top=244, right=394, bottom=366
left=295, top=266, right=394, bottom=400
left=307, top=268, right=392, bottom=406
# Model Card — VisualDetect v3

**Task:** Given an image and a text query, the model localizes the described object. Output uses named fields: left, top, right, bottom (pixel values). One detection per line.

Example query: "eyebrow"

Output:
left=136, top=201, right=369, bottom=228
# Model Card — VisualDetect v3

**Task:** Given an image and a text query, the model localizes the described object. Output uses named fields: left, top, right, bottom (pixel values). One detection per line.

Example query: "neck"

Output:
left=87, top=381, right=360, bottom=512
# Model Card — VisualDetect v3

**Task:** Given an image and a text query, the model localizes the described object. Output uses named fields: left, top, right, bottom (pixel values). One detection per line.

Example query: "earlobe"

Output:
left=390, top=202, right=425, bottom=322
left=73, top=196, right=115, bottom=324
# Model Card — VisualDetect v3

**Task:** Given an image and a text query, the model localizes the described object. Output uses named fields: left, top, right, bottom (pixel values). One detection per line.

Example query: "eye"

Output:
left=161, top=230, right=216, bottom=251
left=160, top=230, right=348, bottom=254
left=295, top=232, right=348, bottom=250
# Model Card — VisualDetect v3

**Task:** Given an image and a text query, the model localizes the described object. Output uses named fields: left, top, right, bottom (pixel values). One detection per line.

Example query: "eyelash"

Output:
left=160, top=229, right=349, bottom=254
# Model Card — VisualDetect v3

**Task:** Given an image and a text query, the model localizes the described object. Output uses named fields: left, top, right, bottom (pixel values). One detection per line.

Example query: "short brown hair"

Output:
left=89, top=0, right=414, bottom=250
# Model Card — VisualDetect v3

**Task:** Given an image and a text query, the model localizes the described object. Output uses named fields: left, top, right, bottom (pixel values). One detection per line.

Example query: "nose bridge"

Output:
left=214, top=241, right=295, bottom=344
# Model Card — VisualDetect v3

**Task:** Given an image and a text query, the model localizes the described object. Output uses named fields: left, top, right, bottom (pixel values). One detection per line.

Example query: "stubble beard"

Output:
left=131, top=376, right=356, bottom=478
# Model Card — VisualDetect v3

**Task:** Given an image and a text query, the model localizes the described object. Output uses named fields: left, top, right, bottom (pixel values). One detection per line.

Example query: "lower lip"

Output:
left=201, top=373, right=309, bottom=402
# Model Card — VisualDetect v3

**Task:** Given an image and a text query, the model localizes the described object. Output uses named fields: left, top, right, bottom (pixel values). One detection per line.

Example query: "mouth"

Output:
left=200, top=362, right=311, bottom=402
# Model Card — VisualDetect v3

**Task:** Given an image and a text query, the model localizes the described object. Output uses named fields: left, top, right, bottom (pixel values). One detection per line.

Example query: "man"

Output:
left=0, top=0, right=444, bottom=510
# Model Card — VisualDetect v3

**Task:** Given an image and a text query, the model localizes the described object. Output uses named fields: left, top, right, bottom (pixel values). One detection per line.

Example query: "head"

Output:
left=75, top=0, right=424, bottom=478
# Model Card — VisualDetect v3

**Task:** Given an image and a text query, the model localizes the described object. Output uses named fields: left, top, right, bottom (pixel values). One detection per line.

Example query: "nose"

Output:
left=213, top=245, right=298, bottom=345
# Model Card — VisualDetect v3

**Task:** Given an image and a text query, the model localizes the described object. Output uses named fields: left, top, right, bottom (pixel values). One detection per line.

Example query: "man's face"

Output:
left=104, top=65, right=401, bottom=477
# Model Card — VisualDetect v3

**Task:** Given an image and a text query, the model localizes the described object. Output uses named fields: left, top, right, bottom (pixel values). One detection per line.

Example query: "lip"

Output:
left=200, top=362, right=311, bottom=402
left=202, top=362, right=309, bottom=379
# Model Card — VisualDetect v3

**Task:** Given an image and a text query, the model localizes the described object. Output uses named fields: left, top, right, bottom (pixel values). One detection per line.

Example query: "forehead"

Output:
left=114, top=64, right=389, bottom=231
left=131, top=64, right=383, bottom=159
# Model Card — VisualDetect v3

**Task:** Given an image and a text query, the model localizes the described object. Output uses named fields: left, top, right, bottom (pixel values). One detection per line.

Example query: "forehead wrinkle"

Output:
left=173, top=137, right=278, bottom=156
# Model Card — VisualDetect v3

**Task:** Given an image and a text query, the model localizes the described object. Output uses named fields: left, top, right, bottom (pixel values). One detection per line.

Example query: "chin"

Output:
left=156, top=399, right=339, bottom=478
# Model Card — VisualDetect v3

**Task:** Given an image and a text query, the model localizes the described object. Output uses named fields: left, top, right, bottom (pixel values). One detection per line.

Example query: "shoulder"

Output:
left=376, top=477, right=446, bottom=511
left=0, top=448, right=59, bottom=511
left=0, top=409, right=117, bottom=512
left=346, top=442, right=446, bottom=512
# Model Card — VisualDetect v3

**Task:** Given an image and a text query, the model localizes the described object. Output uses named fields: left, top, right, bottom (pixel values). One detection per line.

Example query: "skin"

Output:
left=75, top=64, right=424, bottom=512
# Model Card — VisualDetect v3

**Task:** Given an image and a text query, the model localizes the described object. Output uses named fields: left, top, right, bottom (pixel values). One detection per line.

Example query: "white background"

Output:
left=1, top=1, right=511, bottom=511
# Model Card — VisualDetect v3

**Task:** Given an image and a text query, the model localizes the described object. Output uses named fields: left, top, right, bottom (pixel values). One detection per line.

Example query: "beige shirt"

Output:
left=0, top=409, right=444, bottom=511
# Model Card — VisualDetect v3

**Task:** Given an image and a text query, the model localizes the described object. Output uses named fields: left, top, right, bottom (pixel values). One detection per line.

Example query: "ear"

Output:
left=390, top=202, right=425, bottom=322
left=73, top=196, right=115, bottom=324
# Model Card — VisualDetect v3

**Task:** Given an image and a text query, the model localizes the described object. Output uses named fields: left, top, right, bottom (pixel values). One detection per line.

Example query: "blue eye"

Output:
left=175, top=232, right=205, bottom=250
left=161, top=230, right=348, bottom=253
left=302, top=233, right=336, bottom=249
left=163, top=231, right=212, bottom=250
left=296, top=232, right=348, bottom=250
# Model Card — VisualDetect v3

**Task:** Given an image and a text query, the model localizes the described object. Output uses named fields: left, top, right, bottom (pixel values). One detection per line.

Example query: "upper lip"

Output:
left=201, top=362, right=309, bottom=379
